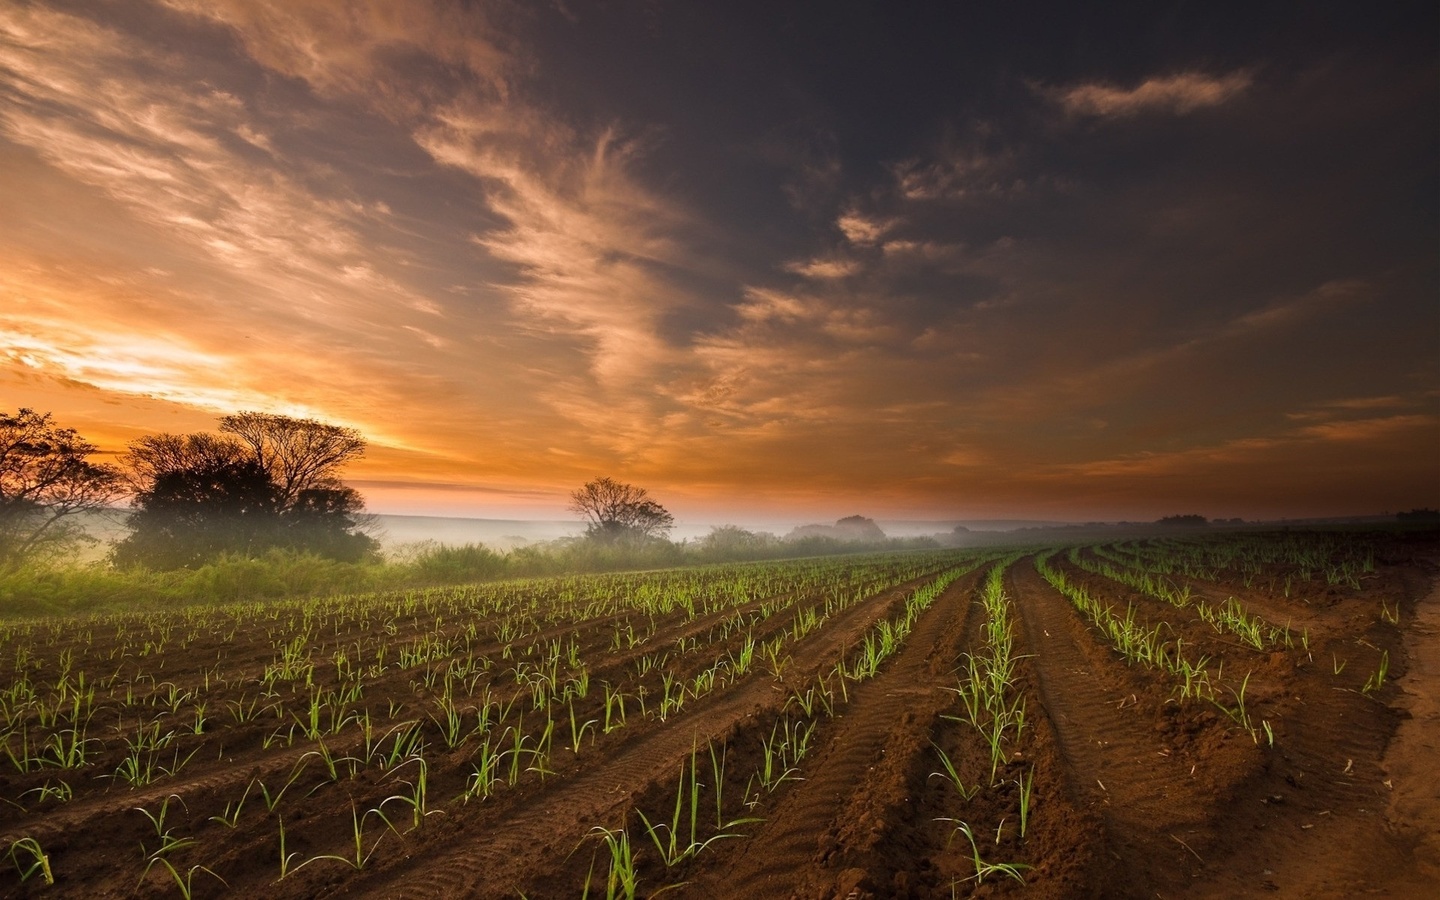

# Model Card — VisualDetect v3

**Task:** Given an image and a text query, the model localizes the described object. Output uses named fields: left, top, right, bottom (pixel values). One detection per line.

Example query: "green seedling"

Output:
left=945, top=820, right=1031, bottom=885
left=141, top=858, right=227, bottom=899
left=1362, top=651, right=1390, bottom=694
left=586, top=826, right=638, bottom=900
left=209, top=780, right=253, bottom=828
left=8, top=837, right=53, bottom=885
left=929, top=741, right=979, bottom=801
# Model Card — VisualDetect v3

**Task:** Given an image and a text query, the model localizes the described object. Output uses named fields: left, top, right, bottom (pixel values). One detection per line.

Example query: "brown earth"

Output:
left=0, top=533, right=1435, bottom=899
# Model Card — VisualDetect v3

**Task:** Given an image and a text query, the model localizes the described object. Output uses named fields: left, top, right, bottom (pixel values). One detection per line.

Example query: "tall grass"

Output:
left=0, top=535, right=947, bottom=620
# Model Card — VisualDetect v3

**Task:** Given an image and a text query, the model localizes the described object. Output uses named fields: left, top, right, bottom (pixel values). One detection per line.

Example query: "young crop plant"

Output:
left=258, top=756, right=314, bottom=813
left=1214, top=671, right=1260, bottom=743
left=636, top=741, right=760, bottom=869
left=298, top=802, right=399, bottom=871
left=747, top=716, right=817, bottom=804
left=1016, top=767, right=1035, bottom=838
left=566, top=698, right=598, bottom=753
left=208, top=780, right=254, bottom=828
left=464, top=734, right=503, bottom=801
left=7, top=837, right=53, bottom=885
left=943, top=820, right=1032, bottom=886
left=21, top=778, right=73, bottom=806
left=585, top=825, right=639, bottom=900
left=141, top=859, right=227, bottom=899
left=1362, top=651, right=1390, bottom=695
left=602, top=683, right=627, bottom=734
left=135, top=794, right=195, bottom=865
left=929, top=741, right=980, bottom=801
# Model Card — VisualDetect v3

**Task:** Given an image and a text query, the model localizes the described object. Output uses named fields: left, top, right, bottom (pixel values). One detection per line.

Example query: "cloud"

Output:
left=1, top=4, right=1432, bottom=519
left=1043, top=411, right=1438, bottom=484
left=784, top=256, right=859, bottom=280
left=0, top=1, right=710, bottom=472
left=1048, top=71, right=1252, bottom=118
left=836, top=210, right=895, bottom=245
left=0, top=5, right=504, bottom=451
left=0, top=6, right=438, bottom=309
left=419, top=112, right=694, bottom=392
left=158, top=0, right=509, bottom=110
left=891, top=137, right=1016, bottom=201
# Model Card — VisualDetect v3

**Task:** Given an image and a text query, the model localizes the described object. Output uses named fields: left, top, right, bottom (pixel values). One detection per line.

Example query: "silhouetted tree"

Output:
left=569, top=477, right=674, bottom=544
left=786, top=516, right=886, bottom=543
left=833, top=515, right=886, bottom=541
left=113, top=455, right=279, bottom=569
left=115, top=413, right=377, bottom=568
left=219, top=411, right=366, bottom=507
left=1156, top=514, right=1208, bottom=527
left=281, top=483, right=375, bottom=562
left=0, top=409, right=122, bottom=568
left=1397, top=508, right=1439, bottom=522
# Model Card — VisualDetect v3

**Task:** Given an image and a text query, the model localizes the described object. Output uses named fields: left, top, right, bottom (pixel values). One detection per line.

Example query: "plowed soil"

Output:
left=0, top=531, right=1435, bottom=899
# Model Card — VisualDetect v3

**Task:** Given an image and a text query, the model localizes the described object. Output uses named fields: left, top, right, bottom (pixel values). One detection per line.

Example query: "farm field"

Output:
left=0, top=531, right=1435, bottom=899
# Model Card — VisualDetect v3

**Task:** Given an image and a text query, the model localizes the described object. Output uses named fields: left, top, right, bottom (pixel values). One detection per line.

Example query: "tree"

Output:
left=112, top=454, right=279, bottom=569
left=1155, top=514, right=1208, bottom=527
left=0, top=409, right=122, bottom=568
left=218, top=412, right=366, bottom=507
left=568, top=477, right=674, bottom=544
left=115, top=413, right=377, bottom=568
left=121, top=432, right=251, bottom=492
left=832, top=515, right=886, bottom=542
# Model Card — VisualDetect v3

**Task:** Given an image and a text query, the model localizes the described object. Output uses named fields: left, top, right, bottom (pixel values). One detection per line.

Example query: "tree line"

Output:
left=0, top=408, right=698, bottom=573
left=1, top=408, right=375, bottom=571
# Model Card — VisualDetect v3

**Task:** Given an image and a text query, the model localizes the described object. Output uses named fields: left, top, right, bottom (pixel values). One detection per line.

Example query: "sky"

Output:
left=1, top=0, right=1437, bottom=525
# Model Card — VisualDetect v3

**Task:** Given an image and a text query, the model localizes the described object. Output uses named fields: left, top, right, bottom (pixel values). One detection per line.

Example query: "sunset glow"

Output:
left=2, top=2, right=1436, bottom=524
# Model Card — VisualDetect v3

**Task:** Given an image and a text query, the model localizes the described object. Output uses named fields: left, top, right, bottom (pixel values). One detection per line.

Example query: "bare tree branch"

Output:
left=219, top=412, right=366, bottom=507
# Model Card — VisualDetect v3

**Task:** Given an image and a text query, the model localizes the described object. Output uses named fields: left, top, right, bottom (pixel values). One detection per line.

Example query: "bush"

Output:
left=410, top=542, right=509, bottom=582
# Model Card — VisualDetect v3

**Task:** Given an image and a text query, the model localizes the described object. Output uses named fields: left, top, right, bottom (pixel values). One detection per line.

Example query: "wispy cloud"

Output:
left=836, top=210, right=895, bottom=245
left=784, top=256, right=859, bottom=280
left=161, top=1, right=709, bottom=431
left=158, top=0, right=510, bottom=109
left=1044, top=413, right=1437, bottom=482
left=1047, top=71, right=1252, bottom=118
left=0, top=5, right=506, bottom=452
left=420, top=113, right=693, bottom=388
left=891, top=135, right=1017, bottom=201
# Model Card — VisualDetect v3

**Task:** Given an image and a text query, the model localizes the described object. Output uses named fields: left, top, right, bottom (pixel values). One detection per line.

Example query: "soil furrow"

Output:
left=673, top=571, right=983, bottom=899
left=1008, top=560, right=1221, bottom=896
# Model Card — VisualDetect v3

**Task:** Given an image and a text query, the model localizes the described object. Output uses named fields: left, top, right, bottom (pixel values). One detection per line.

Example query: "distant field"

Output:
left=0, top=530, right=1433, bottom=897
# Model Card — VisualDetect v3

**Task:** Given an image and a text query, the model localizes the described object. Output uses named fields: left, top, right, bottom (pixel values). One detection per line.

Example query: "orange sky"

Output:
left=2, top=2, right=1436, bottom=524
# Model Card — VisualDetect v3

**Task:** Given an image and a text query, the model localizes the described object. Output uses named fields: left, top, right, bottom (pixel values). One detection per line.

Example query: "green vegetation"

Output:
left=0, top=525, right=1413, bottom=895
